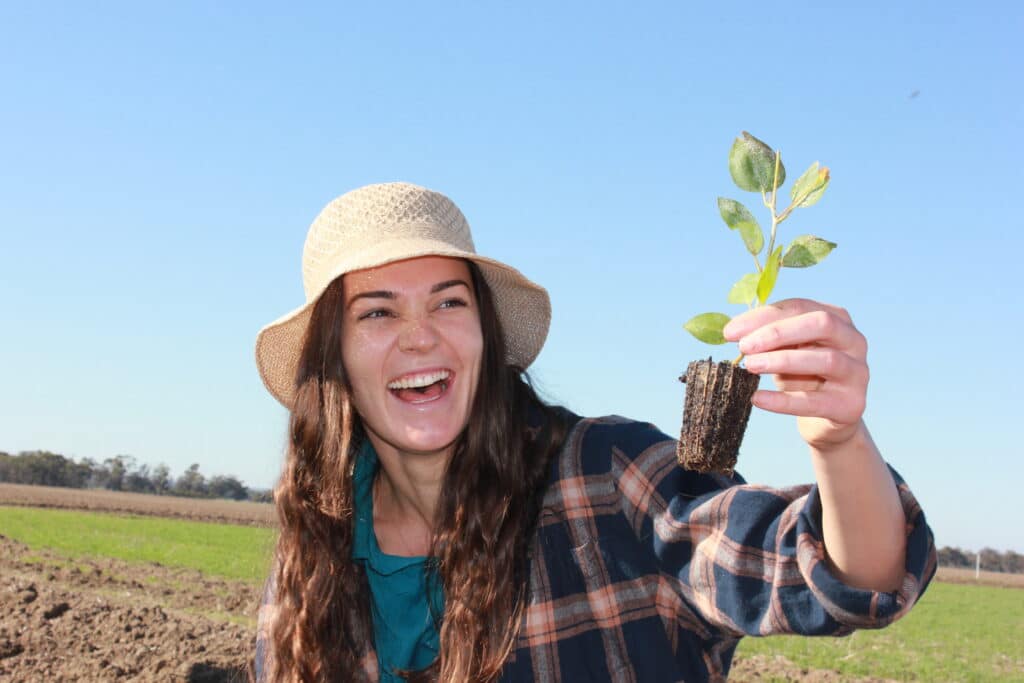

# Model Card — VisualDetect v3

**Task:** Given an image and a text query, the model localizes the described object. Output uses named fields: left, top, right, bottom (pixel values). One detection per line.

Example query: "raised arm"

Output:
left=724, top=298, right=906, bottom=591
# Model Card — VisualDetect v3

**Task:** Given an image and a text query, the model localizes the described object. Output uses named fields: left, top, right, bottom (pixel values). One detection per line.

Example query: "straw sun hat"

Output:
left=255, top=182, right=552, bottom=409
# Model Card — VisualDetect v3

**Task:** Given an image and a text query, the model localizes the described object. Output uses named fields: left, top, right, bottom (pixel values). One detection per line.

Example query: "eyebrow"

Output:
left=346, top=279, right=471, bottom=308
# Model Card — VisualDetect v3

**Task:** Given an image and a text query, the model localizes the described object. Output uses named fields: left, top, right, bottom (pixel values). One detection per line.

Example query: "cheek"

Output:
left=341, top=328, right=388, bottom=390
left=461, top=327, right=485, bottom=398
left=458, top=322, right=485, bottom=369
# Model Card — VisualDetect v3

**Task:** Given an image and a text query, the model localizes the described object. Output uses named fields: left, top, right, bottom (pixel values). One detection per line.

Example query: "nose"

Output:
left=397, top=318, right=440, bottom=353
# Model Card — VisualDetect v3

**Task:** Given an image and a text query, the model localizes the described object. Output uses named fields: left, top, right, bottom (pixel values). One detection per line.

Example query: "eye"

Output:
left=357, top=308, right=394, bottom=321
left=438, top=297, right=468, bottom=310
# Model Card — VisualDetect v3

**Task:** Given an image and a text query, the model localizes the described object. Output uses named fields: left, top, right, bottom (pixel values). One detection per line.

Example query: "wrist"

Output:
left=808, top=420, right=872, bottom=465
left=802, top=421, right=876, bottom=475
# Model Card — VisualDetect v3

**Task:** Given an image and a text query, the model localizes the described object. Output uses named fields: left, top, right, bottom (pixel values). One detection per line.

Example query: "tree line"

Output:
left=0, top=450, right=272, bottom=503
left=4, top=449, right=1021, bottom=569
left=937, top=546, right=1023, bottom=574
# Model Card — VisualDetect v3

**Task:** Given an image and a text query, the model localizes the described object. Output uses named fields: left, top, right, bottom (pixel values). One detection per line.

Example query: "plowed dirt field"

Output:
left=0, top=535, right=258, bottom=681
left=0, top=483, right=274, bottom=526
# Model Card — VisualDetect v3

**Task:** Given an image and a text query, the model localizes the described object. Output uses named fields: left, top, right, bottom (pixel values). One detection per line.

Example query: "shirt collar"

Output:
left=351, top=439, right=377, bottom=562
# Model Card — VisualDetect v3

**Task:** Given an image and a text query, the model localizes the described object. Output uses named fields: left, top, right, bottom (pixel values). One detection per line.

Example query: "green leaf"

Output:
left=782, top=235, right=837, bottom=267
left=727, top=273, right=760, bottom=305
left=684, top=312, right=731, bottom=345
left=717, top=197, right=764, bottom=255
left=728, top=131, right=786, bottom=193
left=757, top=246, right=783, bottom=304
left=789, top=162, right=831, bottom=208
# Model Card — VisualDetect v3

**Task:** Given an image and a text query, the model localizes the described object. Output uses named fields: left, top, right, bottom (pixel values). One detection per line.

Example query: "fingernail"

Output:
left=722, top=320, right=737, bottom=339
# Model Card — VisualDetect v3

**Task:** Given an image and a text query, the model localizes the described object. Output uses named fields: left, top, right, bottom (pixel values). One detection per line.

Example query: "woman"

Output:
left=254, top=182, right=935, bottom=682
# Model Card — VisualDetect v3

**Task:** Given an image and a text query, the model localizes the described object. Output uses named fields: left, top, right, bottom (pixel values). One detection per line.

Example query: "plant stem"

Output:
left=776, top=201, right=796, bottom=224
left=776, top=173, right=821, bottom=224
left=732, top=352, right=745, bottom=366
left=764, top=150, right=782, bottom=263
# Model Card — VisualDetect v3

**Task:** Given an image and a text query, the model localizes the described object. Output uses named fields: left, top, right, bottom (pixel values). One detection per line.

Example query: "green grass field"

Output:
left=735, top=580, right=1023, bottom=681
left=2, top=505, right=1022, bottom=680
left=0, top=505, right=275, bottom=583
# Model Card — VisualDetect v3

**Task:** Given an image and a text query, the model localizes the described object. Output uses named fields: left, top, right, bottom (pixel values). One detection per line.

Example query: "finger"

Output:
left=772, top=376, right=825, bottom=392
left=743, top=348, right=865, bottom=382
left=736, top=310, right=866, bottom=358
left=751, top=388, right=864, bottom=424
left=723, top=298, right=852, bottom=341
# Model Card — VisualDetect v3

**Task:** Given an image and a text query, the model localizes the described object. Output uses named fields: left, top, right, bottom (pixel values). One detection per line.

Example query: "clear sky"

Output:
left=1, top=2, right=1021, bottom=552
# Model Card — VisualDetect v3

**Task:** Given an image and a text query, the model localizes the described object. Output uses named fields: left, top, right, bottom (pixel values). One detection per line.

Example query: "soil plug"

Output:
left=680, top=132, right=836, bottom=474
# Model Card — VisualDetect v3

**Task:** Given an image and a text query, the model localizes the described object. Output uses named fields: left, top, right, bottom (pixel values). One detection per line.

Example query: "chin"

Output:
left=363, top=418, right=468, bottom=459
left=398, top=425, right=465, bottom=456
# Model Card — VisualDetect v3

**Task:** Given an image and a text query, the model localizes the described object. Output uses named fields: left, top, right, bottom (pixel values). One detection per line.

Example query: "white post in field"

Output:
left=975, top=551, right=981, bottom=579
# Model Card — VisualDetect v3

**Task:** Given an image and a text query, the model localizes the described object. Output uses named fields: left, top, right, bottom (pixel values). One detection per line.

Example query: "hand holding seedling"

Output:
left=678, top=133, right=846, bottom=474
left=723, top=299, right=869, bottom=452
left=692, top=133, right=865, bottom=449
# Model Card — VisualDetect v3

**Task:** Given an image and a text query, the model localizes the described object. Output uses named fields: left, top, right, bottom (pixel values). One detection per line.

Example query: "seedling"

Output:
left=678, top=132, right=835, bottom=474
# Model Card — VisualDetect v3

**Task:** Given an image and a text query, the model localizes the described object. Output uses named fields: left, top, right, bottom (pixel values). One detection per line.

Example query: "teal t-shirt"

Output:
left=351, top=440, right=443, bottom=682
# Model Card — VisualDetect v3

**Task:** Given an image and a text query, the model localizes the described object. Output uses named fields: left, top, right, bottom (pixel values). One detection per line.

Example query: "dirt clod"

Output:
left=42, top=601, right=70, bottom=619
left=0, top=639, right=24, bottom=660
left=678, top=358, right=760, bottom=475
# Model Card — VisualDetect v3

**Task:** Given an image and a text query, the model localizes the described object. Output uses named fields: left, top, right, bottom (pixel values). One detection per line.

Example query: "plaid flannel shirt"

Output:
left=256, top=412, right=936, bottom=682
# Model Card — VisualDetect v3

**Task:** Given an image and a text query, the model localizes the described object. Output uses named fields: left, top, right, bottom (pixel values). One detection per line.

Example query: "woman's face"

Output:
left=340, top=256, right=483, bottom=461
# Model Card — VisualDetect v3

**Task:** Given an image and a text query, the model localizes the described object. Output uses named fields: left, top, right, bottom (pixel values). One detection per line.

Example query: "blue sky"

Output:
left=1, top=2, right=1020, bottom=552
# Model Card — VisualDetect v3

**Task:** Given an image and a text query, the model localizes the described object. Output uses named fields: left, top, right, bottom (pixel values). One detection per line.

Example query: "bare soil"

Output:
left=729, top=655, right=898, bottom=682
left=0, top=483, right=274, bottom=526
left=934, top=566, right=1024, bottom=589
left=0, top=534, right=259, bottom=682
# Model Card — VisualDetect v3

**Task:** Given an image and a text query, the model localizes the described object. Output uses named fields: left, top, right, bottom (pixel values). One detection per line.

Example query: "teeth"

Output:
left=387, top=370, right=451, bottom=390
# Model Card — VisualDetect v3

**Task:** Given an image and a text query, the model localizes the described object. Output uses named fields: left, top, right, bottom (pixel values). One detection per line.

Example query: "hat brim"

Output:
left=255, top=241, right=550, bottom=409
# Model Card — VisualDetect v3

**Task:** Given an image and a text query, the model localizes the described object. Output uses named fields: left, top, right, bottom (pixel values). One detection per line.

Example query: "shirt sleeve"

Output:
left=603, top=417, right=937, bottom=638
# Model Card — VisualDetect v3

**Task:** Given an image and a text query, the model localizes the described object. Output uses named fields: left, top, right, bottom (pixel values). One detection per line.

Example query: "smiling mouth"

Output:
left=387, top=369, right=452, bottom=404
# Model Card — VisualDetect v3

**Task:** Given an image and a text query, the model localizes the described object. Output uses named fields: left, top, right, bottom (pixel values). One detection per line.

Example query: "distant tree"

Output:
left=1, top=451, right=278, bottom=508
left=0, top=452, right=18, bottom=483
left=174, top=463, right=207, bottom=497
left=101, top=456, right=129, bottom=491
left=979, top=547, right=1003, bottom=573
left=937, top=546, right=1024, bottom=574
left=151, top=463, right=172, bottom=495
left=937, top=546, right=971, bottom=568
left=6, top=451, right=75, bottom=487
left=124, top=463, right=156, bottom=494
left=208, top=475, right=249, bottom=501
left=87, top=458, right=109, bottom=489
left=68, top=457, right=96, bottom=488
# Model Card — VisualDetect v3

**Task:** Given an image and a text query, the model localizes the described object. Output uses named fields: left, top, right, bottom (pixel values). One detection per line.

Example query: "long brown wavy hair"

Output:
left=267, top=260, right=567, bottom=682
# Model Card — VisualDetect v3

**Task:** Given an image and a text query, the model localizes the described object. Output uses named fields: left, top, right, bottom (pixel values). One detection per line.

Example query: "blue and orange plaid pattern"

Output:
left=257, top=413, right=936, bottom=682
